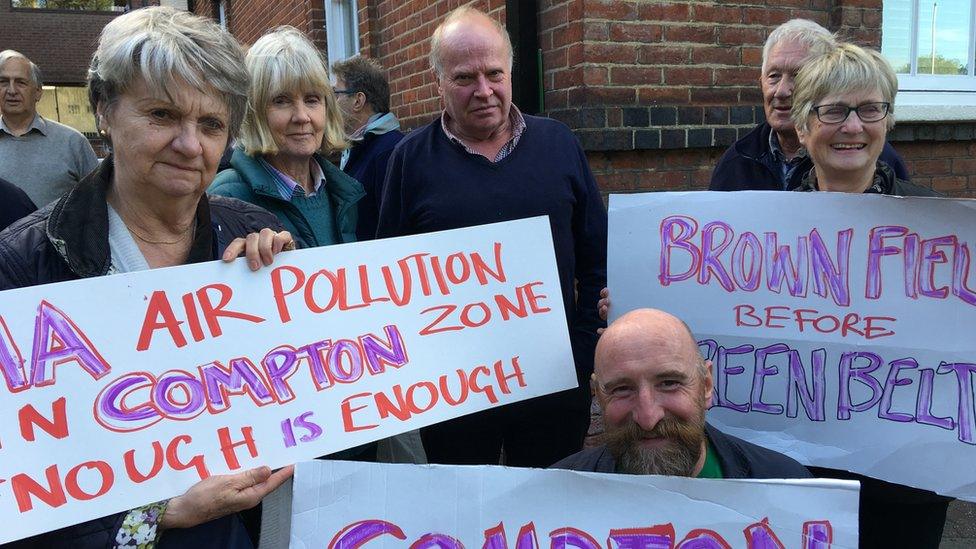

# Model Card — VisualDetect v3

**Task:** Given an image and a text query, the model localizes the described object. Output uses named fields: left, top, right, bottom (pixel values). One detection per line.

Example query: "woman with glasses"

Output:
left=790, top=42, right=937, bottom=197
left=790, top=42, right=949, bottom=549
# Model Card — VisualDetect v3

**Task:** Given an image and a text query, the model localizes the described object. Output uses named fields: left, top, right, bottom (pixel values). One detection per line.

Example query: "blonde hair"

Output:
left=429, top=5, right=513, bottom=78
left=791, top=43, right=898, bottom=133
left=238, top=26, right=346, bottom=156
left=88, top=7, right=248, bottom=137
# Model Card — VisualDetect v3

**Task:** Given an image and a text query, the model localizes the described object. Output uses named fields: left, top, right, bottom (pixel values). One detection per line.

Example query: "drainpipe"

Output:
left=506, top=0, right=542, bottom=114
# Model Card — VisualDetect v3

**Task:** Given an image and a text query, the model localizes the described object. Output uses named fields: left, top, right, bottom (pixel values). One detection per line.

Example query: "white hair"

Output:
left=87, top=6, right=249, bottom=136
left=762, top=19, right=837, bottom=72
left=0, top=50, right=42, bottom=86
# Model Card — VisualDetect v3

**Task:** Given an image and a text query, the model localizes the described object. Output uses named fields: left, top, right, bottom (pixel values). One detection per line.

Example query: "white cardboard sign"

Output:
left=609, top=191, right=976, bottom=501
left=0, top=216, right=577, bottom=543
left=290, top=460, right=860, bottom=549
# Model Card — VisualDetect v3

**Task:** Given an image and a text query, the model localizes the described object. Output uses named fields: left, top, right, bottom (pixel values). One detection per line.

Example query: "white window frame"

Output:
left=325, top=0, right=360, bottom=64
left=884, top=0, right=976, bottom=115
left=218, top=0, right=227, bottom=30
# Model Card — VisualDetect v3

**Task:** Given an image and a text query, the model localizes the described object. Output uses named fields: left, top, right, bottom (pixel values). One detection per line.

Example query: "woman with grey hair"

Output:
left=210, top=26, right=363, bottom=249
left=791, top=42, right=949, bottom=549
left=0, top=7, right=294, bottom=548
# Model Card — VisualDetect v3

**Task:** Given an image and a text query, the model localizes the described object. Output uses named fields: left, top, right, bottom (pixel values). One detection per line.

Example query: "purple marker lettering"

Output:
left=751, top=344, right=787, bottom=415
left=659, top=215, right=701, bottom=286
left=809, top=228, right=851, bottom=307
left=837, top=352, right=883, bottom=420
left=31, top=300, right=111, bottom=386
left=699, top=221, right=735, bottom=292
left=916, top=368, right=955, bottom=430
left=731, top=232, right=762, bottom=291
left=879, top=358, right=916, bottom=422
left=328, top=519, right=406, bottom=549
left=361, top=325, right=409, bottom=374
left=787, top=348, right=826, bottom=421
left=764, top=232, right=808, bottom=297
left=938, top=362, right=976, bottom=444
left=866, top=226, right=908, bottom=299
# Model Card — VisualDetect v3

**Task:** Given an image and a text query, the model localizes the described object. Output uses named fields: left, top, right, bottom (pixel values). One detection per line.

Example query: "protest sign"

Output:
left=290, top=460, right=860, bottom=549
left=0, top=216, right=577, bottom=543
left=608, top=191, right=976, bottom=501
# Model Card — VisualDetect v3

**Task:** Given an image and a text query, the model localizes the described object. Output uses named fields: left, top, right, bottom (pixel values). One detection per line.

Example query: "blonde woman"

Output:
left=210, top=26, right=363, bottom=248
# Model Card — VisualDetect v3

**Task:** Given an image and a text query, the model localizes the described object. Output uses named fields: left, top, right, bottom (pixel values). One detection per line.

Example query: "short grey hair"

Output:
left=762, top=19, right=836, bottom=73
left=87, top=6, right=249, bottom=137
left=429, top=5, right=513, bottom=78
left=791, top=43, right=898, bottom=133
left=0, top=50, right=43, bottom=86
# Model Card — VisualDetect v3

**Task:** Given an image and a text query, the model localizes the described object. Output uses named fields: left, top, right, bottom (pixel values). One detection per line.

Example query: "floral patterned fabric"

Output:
left=114, top=500, right=168, bottom=549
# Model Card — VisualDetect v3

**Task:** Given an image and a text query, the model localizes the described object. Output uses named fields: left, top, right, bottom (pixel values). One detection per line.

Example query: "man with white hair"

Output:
left=708, top=19, right=908, bottom=191
left=0, top=50, right=99, bottom=207
left=377, top=6, right=606, bottom=468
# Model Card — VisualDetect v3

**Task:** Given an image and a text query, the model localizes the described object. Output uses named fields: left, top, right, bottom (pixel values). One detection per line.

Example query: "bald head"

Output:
left=429, top=6, right=513, bottom=78
left=595, top=309, right=704, bottom=382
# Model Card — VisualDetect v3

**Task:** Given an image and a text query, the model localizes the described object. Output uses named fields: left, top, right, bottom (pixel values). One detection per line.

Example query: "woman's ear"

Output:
left=95, top=102, right=109, bottom=134
left=795, top=122, right=809, bottom=147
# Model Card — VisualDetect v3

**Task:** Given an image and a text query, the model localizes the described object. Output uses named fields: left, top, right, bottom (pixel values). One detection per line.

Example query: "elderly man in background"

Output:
left=708, top=19, right=908, bottom=191
left=554, top=309, right=811, bottom=479
left=331, top=55, right=403, bottom=240
left=376, top=6, right=607, bottom=468
left=0, top=50, right=99, bottom=207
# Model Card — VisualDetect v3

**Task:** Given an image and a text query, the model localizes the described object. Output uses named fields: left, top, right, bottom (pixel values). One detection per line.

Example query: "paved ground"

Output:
left=941, top=500, right=976, bottom=548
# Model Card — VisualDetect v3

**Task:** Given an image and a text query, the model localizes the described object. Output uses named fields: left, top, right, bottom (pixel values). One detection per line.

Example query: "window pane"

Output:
left=916, top=0, right=971, bottom=75
left=882, top=0, right=913, bottom=73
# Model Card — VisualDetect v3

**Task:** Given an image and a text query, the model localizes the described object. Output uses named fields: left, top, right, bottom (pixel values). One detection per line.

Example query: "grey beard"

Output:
left=615, top=436, right=701, bottom=476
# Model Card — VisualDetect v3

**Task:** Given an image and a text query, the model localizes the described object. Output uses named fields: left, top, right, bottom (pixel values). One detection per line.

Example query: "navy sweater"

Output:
left=376, top=115, right=607, bottom=383
left=343, top=128, right=404, bottom=240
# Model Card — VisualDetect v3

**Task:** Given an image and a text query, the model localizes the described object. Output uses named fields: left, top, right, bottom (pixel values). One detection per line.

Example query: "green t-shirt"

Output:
left=696, top=441, right=724, bottom=479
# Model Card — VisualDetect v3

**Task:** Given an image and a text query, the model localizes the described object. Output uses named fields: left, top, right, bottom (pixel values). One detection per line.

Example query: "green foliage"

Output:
left=896, top=53, right=968, bottom=75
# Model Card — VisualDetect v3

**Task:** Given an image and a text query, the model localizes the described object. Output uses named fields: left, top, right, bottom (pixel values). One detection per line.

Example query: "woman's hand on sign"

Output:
left=223, top=228, right=296, bottom=271
left=160, top=465, right=294, bottom=530
left=597, top=287, right=610, bottom=334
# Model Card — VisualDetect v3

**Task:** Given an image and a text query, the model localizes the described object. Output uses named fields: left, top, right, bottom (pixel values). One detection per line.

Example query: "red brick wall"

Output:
left=220, top=0, right=319, bottom=48
left=897, top=141, right=976, bottom=198
left=363, top=0, right=506, bottom=129
left=0, top=0, right=122, bottom=84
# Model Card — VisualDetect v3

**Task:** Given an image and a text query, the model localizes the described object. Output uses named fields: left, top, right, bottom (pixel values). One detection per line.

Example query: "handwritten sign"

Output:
left=289, top=460, right=860, bottom=549
left=0, top=216, right=577, bottom=543
left=609, top=191, right=976, bottom=502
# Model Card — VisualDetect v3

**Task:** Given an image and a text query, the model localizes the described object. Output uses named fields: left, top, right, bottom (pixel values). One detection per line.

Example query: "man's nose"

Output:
left=774, top=74, right=794, bottom=98
left=632, top=386, right=664, bottom=431
left=473, top=74, right=493, bottom=98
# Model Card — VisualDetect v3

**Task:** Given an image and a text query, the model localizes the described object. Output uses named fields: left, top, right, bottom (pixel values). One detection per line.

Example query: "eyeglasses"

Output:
left=811, top=102, right=890, bottom=124
left=333, top=89, right=358, bottom=95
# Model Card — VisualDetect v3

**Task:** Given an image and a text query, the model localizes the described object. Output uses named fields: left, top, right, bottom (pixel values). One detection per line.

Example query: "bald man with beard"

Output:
left=553, top=309, right=810, bottom=479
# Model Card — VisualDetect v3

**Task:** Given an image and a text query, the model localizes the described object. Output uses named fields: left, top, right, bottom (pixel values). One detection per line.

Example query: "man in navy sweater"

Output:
left=333, top=55, right=404, bottom=240
left=709, top=19, right=908, bottom=191
left=376, top=5, right=607, bottom=468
